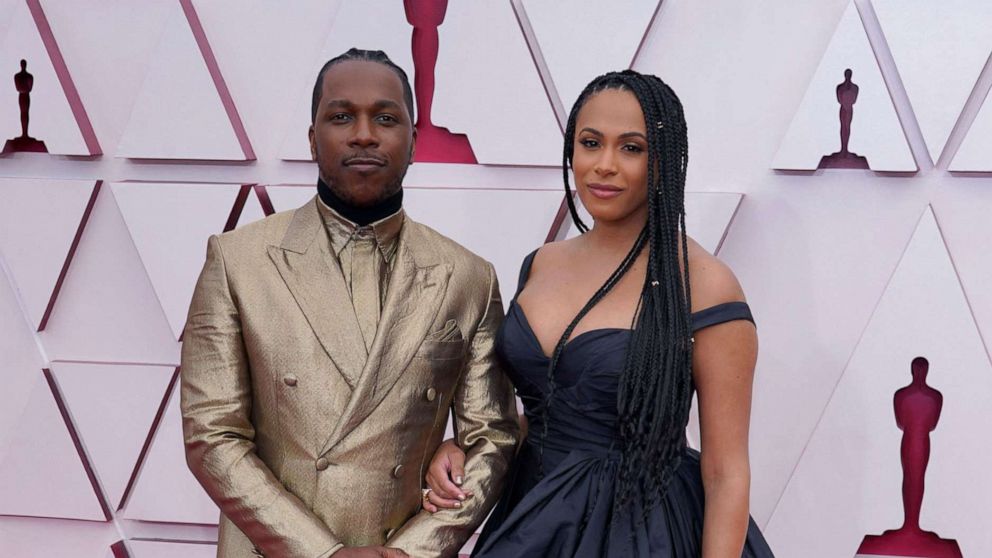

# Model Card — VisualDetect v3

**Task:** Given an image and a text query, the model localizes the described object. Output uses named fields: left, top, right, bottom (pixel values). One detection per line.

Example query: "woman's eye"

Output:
left=622, top=144, right=644, bottom=153
left=579, top=138, right=599, bottom=148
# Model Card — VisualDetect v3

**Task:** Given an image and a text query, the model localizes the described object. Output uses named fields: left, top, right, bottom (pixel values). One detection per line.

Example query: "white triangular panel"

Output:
left=950, top=87, right=992, bottom=171
left=0, top=0, right=19, bottom=38
left=522, top=0, right=658, bottom=112
left=193, top=1, right=340, bottom=161
left=404, top=188, right=563, bottom=306
left=39, top=184, right=179, bottom=364
left=433, top=2, right=562, bottom=166
left=264, top=185, right=315, bottom=214
left=765, top=208, right=990, bottom=557
left=0, top=372, right=105, bottom=520
left=931, top=188, right=992, bottom=372
left=0, top=266, right=45, bottom=455
left=235, top=187, right=268, bottom=229
left=0, top=2, right=88, bottom=155
left=51, top=362, right=175, bottom=510
left=772, top=1, right=916, bottom=171
left=0, top=517, right=120, bottom=557
left=116, top=2, right=244, bottom=160
left=873, top=0, right=992, bottom=163
left=123, top=383, right=218, bottom=524
left=0, top=178, right=94, bottom=330
left=113, top=182, right=239, bottom=339
left=278, top=0, right=414, bottom=160
left=129, top=540, right=217, bottom=558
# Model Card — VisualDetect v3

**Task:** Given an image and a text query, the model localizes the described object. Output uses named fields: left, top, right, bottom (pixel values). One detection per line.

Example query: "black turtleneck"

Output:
left=317, top=178, right=403, bottom=226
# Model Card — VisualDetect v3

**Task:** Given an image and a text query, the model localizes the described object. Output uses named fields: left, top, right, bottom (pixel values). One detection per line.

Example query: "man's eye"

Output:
left=376, top=114, right=398, bottom=123
left=329, top=113, right=351, bottom=121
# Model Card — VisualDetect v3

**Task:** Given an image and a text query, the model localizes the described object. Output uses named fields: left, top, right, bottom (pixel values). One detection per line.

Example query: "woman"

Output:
left=425, top=70, right=775, bottom=557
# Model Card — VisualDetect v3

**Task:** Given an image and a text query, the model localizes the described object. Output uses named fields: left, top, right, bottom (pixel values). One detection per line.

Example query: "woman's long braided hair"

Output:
left=537, top=70, right=692, bottom=518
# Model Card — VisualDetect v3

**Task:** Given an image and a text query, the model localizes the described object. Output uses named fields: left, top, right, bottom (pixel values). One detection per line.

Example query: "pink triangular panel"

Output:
left=113, top=182, right=241, bottom=339
left=0, top=1, right=91, bottom=155
left=765, top=208, right=992, bottom=557
left=264, top=184, right=314, bottom=214
left=39, top=184, right=179, bottom=364
left=0, top=178, right=96, bottom=330
left=129, top=540, right=218, bottom=558
left=0, top=517, right=120, bottom=556
left=0, top=372, right=105, bottom=520
left=116, top=2, right=246, bottom=160
left=932, top=188, right=992, bottom=367
left=0, top=267, right=46, bottom=456
left=123, top=383, right=218, bottom=524
left=522, top=0, right=659, bottom=112
left=234, top=186, right=269, bottom=229
left=50, top=362, right=176, bottom=511
left=771, top=1, right=916, bottom=171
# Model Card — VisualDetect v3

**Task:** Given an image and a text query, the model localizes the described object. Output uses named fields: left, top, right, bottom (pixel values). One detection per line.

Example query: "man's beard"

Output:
left=320, top=171, right=406, bottom=208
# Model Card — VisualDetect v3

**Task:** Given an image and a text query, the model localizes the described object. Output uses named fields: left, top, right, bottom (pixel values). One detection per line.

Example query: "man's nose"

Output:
left=349, top=117, right=379, bottom=148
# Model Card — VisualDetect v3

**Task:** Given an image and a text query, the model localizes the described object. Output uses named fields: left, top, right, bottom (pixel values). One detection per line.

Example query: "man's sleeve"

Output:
left=387, top=262, right=520, bottom=557
left=181, top=235, right=344, bottom=558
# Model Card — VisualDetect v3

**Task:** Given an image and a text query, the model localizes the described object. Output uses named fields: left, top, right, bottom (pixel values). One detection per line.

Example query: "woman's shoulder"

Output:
left=526, top=237, right=580, bottom=274
left=685, top=237, right=746, bottom=312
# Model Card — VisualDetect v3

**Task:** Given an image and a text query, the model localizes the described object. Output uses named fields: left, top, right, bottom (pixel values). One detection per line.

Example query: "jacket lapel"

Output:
left=267, top=197, right=365, bottom=389
left=321, top=221, right=451, bottom=455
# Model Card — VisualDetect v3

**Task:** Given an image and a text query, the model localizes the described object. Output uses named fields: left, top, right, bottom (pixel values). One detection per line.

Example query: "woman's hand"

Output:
left=423, top=439, right=472, bottom=513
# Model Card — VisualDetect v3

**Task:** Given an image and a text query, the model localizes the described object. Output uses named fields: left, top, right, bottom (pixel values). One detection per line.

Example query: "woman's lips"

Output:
left=586, top=183, right=623, bottom=199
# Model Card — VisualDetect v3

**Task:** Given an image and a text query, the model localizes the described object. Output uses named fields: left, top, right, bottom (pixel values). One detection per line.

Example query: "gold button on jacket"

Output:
left=180, top=197, right=519, bottom=558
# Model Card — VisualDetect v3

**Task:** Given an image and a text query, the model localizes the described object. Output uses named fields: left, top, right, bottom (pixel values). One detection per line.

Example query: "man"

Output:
left=181, top=48, right=519, bottom=558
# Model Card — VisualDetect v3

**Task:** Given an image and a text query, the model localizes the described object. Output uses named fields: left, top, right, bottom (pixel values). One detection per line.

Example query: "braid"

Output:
left=542, top=70, right=693, bottom=521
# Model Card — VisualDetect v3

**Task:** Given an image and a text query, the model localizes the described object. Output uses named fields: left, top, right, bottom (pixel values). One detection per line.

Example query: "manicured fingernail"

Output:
left=454, top=501, right=461, bottom=508
left=458, top=493, right=466, bottom=501
left=455, top=475, right=463, bottom=485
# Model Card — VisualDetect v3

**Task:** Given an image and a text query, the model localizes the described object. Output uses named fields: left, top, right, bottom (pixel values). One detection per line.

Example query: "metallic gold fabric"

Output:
left=181, top=196, right=519, bottom=558
left=351, top=235, right=379, bottom=353
left=316, top=197, right=402, bottom=313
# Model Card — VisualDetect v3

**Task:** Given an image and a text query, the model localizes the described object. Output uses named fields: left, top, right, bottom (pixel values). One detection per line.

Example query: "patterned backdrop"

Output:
left=1, top=1, right=991, bottom=556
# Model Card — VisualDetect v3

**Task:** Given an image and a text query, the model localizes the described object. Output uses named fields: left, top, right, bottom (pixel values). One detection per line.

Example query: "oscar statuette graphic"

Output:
left=857, top=357, right=962, bottom=558
left=819, top=68, right=868, bottom=169
left=3, top=59, right=48, bottom=154
left=404, top=0, right=476, bottom=163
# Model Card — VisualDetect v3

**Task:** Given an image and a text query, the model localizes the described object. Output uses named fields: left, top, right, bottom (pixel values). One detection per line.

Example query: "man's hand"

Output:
left=332, top=546, right=409, bottom=558
left=424, top=438, right=471, bottom=513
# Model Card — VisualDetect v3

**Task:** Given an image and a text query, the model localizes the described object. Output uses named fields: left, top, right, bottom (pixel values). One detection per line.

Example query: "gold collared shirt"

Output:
left=316, top=196, right=404, bottom=322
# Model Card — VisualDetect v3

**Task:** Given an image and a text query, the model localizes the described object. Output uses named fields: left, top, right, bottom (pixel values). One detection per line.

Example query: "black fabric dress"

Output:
left=472, top=251, right=776, bottom=558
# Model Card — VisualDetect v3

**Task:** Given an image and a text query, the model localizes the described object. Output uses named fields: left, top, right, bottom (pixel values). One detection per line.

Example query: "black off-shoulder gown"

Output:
left=472, top=251, right=776, bottom=557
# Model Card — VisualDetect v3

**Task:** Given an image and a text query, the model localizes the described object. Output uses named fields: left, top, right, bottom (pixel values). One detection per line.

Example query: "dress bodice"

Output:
left=495, top=249, right=754, bottom=457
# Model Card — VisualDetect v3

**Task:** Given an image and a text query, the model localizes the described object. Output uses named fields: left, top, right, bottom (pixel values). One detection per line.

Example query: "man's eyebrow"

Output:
left=372, top=99, right=403, bottom=110
left=325, top=99, right=354, bottom=108
left=324, top=99, right=403, bottom=111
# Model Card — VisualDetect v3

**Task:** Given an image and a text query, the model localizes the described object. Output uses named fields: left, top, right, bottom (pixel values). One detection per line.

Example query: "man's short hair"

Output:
left=311, top=48, right=415, bottom=124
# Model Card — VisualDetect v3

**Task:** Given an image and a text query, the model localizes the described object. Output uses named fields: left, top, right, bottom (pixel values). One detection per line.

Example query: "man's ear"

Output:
left=308, top=125, right=317, bottom=161
left=409, top=127, right=417, bottom=163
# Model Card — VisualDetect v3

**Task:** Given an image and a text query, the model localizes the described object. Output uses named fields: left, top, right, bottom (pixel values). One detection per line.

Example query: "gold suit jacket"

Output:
left=180, top=196, right=519, bottom=558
